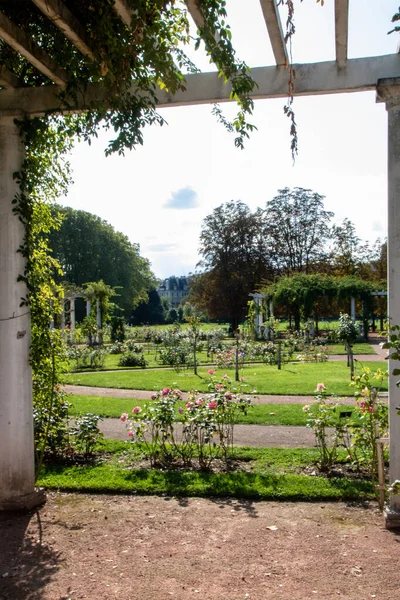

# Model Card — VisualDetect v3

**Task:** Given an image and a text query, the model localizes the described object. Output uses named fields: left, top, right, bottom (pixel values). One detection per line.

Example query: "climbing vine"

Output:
left=12, top=116, right=80, bottom=473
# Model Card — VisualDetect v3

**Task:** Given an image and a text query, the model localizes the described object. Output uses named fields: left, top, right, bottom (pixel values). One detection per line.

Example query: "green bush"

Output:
left=118, top=351, right=147, bottom=368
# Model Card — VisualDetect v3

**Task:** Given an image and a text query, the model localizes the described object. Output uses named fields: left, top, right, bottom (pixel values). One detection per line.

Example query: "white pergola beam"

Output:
left=0, top=11, right=67, bottom=86
left=259, top=0, right=288, bottom=66
left=0, top=54, right=399, bottom=115
left=31, top=0, right=96, bottom=60
left=0, top=65, right=22, bottom=89
left=335, top=0, right=349, bottom=67
left=111, top=0, right=132, bottom=28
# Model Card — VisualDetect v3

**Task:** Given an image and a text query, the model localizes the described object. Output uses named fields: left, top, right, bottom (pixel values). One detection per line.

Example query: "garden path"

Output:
left=100, top=418, right=319, bottom=447
left=1, top=493, right=398, bottom=600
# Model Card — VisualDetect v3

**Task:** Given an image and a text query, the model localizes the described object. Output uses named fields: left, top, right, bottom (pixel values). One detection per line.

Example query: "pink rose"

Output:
left=151, top=393, right=157, bottom=400
left=208, top=401, right=218, bottom=409
left=224, top=392, right=233, bottom=401
left=120, top=413, right=129, bottom=422
left=222, top=375, right=229, bottom=381
left=173, top=389, right=182, bottom=397
left=162, top=387, right=171, bottom=396
left=239, top=376, right=245, bottom=382
left=316, top=383, right=325, bottom=392
left=132, top=406, right=142, bottom=414
left=215, top=384, right=225, bottom=390
left=186, top=401, right=195, bottom=409
left=195, top=399, right=204, bottom=406
left=207, top=369, right=215, bottom=375
left=360, top=402, right=366, bottom=412
left=128, top=430, right=134, bottom=437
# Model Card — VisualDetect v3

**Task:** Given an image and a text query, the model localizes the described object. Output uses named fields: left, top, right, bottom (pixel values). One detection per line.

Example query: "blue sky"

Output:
left=63, top=0, right=398, bottom=279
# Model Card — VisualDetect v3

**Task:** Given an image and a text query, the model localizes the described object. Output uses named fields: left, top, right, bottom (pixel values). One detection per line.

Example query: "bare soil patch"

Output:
left=1, top=493, right=399, bottom=600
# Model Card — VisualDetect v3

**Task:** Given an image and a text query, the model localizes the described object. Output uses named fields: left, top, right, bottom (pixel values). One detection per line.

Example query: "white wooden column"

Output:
left=70, top=297, right=76, bottom=330
left=377, top=79, right=400, bottom=528
left=350, top=297, right=356, bottom=320
left=0, top=116, right=45, bottom=510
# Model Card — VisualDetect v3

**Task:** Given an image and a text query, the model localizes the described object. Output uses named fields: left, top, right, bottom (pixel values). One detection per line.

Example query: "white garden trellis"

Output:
left=0, top=1, right=400, bottom=527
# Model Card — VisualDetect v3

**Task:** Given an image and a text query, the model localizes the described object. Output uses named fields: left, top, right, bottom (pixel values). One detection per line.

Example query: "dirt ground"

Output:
left=1, top=493, right=399, bottom=600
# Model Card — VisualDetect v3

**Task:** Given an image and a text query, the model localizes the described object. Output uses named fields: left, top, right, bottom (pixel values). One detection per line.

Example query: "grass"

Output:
left=37, top=443, right=374, bottom=501
left=69, top=394, right=356, bottom=425
left=327, top=343, right=376, bottom=355
left=64, top=360, right=388, bottom=396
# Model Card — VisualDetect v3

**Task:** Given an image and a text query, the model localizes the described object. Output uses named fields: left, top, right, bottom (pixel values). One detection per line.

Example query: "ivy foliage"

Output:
left=12, top=116, right=75, bottom=473
left=1, top=0, right=256, bottom=151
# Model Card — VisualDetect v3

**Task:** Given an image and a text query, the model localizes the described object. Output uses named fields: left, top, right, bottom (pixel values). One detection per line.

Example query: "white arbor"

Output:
left=0, top=1, right=399, bottom=525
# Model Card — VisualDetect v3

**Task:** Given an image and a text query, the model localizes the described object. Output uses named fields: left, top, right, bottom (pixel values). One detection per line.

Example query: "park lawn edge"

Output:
left=37, top=463, right=374, bottom=501
left=37, top=444, right=375, bottom=502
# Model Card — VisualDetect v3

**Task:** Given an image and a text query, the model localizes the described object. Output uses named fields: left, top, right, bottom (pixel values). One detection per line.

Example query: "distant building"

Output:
left=157, top=276, right=190, bottom=308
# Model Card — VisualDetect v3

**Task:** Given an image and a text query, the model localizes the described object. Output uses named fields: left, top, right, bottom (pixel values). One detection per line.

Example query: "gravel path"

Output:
left=101, top=419, right=319, bottom=448
left=65, top=384, right=361, bottom=405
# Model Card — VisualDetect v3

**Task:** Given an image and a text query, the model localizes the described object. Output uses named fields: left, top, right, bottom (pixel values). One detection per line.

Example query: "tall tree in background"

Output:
left=191, top=201, right=272, bottom=329
left=264, top=187, right=333, bottom=275
left=49, top=206, right=157, bottom=314
left=329, top=218, right=361, bottom=276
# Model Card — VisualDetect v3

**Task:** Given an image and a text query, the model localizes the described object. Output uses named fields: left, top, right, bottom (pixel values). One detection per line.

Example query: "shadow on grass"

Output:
left=0, top=509, right=65, bottom=600
left=39, top=464, right=375, bottom=503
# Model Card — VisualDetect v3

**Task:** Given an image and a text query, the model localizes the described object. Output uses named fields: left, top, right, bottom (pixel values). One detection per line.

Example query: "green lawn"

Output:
left=37, top=443, right=374, bottom=501
left=327, top=342, right=376, bottom=355
left=70, top=395, right=337, bottom=425
left=64, top=360, right=388, bottom=396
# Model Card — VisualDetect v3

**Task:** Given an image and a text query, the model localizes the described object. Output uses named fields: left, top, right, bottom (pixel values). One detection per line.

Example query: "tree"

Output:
left=264, top=188, right=333, bottom=275
left=129, top=289, right=166, bottom=325
left=49, top=206, right=157, bottom=315
left=191, top=201, right=272, bottom=329
left=329, top=218, right=361, bottom=276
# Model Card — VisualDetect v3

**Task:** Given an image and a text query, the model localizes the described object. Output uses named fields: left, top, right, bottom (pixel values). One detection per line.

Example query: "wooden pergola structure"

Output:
left=1, top=1, right=400, bottom=526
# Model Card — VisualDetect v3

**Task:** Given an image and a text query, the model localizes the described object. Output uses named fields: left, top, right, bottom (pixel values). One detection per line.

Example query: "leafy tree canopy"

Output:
left=48, top=205, right=157, bottom=314
left=192, top=200, right=272, bottom=328
left=1, top=0, right=256, bottom=152
left=264, top=187, right=333, bottom=275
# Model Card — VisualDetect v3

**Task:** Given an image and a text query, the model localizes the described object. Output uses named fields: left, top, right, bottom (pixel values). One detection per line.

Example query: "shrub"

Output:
left=158, top=346, right=191, bottom=370
left=67, top=345, right=107, bottom=370
left=118, top=351, right=147, bottom=368
left=109, top=341, right=124, bottom=354
left=304, top=384, right=346, bottom=472
left=34, top=385, right=72, bottom=456
left=70, top=413, right=104, bottom=455
left=121, top=379, right=252, bottom=470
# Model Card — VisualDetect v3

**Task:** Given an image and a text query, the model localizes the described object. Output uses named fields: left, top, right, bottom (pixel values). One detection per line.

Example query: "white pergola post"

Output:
left=61, top=299, right=65, bottom=331
left=96, top=297, right=101, bottom=343
left=86, top=299, right=91, bottom=316
left=377, top=79, right=400, bottom=528
left=0, top=116, right=44, bottom=510
left=350, top=297, right=356, bottom=320
left=70, top=296, right=76, bottom=330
